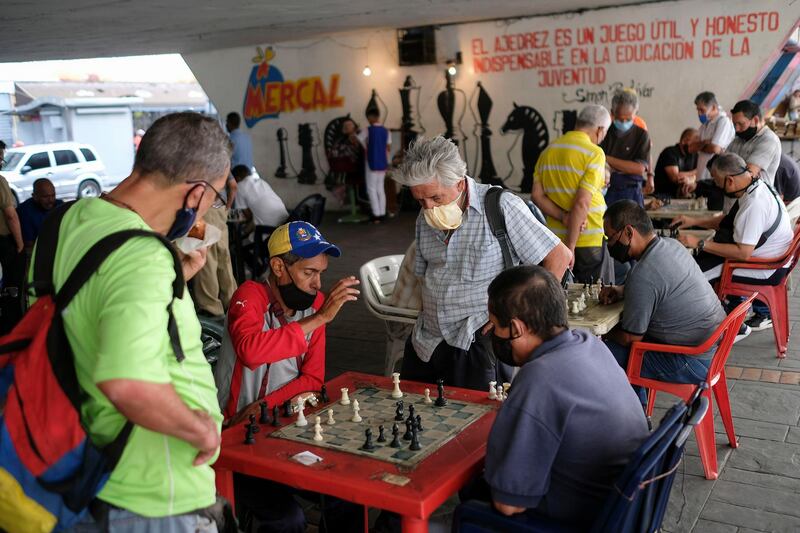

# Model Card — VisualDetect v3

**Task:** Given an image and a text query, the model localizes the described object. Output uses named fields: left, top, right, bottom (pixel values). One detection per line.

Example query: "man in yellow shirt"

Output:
left=532, top=105, right=614, bottom=283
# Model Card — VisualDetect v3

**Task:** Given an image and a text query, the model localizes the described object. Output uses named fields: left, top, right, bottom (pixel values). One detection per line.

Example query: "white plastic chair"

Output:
left=359, top=255, right=420, bottom=375
left=787, top=197, right=800, bottom=226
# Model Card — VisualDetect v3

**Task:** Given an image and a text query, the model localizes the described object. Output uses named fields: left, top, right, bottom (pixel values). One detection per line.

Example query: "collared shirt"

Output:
left=726, top=126, right=781, bottom=186
left=17, top=198, right=63, bottom=244
left=229, top=128, right=254, bottom=169
left=534, top=130, right=606, bottom=248
left=233, top=174, right=289, bottom=227
left=696, top=110, right=735, bottom=182
left=413, top=177, right=559, bottom=360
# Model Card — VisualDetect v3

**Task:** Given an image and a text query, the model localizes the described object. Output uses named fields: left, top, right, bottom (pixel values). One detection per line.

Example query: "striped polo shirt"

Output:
left=534, top=130, right=607, bottom=248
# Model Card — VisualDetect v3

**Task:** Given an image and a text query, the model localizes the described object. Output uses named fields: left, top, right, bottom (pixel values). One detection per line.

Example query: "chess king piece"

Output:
left=259, top=401, right=270, bottom=424
left=340, top=387, right=351, bottom=405
left=296, top=399, right=308, bottom=427
left=327, top=408, right=336, bottom=425
left=351, top=399, right=362, bottom=423
left=435, top=379, right=447, bottom=407
left=488, top=380, right=497, bottom=400
left=423, top=388, right=433, bottom=404
left=361, top=428, right=376, bottom=451
left=391, top=372, right=403, bottom=399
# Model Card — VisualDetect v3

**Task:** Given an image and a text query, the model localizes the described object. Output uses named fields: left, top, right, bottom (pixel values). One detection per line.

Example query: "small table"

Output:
left=566, top=283, right=623, bottom=335
left=214, top=372, right=499, bottom=533
left=646, top=198, right=722, bottom=220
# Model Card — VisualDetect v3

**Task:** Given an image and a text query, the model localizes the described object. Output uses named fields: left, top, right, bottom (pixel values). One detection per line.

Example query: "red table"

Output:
left=214, top=371, right=498, bottom=533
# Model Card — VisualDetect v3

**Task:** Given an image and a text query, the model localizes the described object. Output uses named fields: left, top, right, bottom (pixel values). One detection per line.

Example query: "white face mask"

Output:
left=423, top=190, right=464, bottom=230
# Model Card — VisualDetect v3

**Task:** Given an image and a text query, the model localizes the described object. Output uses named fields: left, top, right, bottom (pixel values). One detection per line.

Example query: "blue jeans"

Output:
left=604, top=340, right=711, bottom=406
left=69, top=508, right=216, bottom=533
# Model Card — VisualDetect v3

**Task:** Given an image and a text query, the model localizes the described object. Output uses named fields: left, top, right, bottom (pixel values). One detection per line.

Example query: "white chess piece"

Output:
left=296, top=399, right=308, bottom=427
left=351, top=399, right=362, bottom=422
left=313, top=425, right=324, bottom=442
left=423, top=388, right=433, bottom=404
left=571, top=300, right=580, bottom=314
left=307, top=395, right=319, bottom=407
left=327, top=408, right=335, bottom=425
left=391, top=372, right=403, bottom=399
left=488, top=381, right=497, bottom=400
left=340, top=387, right=350, bottom=405
left=496, top=385, right=505, bottom=402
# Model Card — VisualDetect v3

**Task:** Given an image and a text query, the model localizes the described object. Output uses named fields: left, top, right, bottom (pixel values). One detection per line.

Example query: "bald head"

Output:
left=32, top=178, right=56, bottom=210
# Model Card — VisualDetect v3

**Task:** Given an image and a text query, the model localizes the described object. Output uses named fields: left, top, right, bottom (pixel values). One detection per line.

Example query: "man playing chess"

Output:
left=461, top=265, right=647, bottom=527
left=600, top=200, right=727, bottom=407
left=215, top=221, right=362, bottom=532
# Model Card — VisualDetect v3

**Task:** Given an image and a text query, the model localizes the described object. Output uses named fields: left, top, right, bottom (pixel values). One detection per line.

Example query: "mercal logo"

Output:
left=243, top=47, right=345, bottom=127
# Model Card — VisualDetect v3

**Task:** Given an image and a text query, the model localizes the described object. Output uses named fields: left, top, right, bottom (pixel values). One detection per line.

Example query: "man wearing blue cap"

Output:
left=215, top=220, right=362, bottom=532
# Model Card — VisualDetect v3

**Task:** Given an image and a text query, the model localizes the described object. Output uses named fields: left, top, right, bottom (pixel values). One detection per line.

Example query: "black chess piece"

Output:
left=409, top=424, right=421, bottom=451
left=283, top=400, right=293, bottom=418
left=406, top=404, right=416, bottom=425
left=415, top=414, right=424, bottom=432
left=248, top=414, right=260, bottom=433
left=403, top=419, right=413, bottom=441
left=320, top=384, right=330, bottom=404
left=361, top=428, right=376, bottom=451
left=377, top=424, right=386, bottom=443
left=259, top=401, right=270, bottom=424
left=395, top=400, right=405, bottom=421
left=271, top=405, right=282, bottom=427
left=390, top=423, right=401, bottom=448
left=244, top=423, right=256, bottom=445
left=435, top=379, right=447, bottom=407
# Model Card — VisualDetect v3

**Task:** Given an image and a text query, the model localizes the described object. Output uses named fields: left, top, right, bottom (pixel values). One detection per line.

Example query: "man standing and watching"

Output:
left=17, top=178, right=61, bottom=251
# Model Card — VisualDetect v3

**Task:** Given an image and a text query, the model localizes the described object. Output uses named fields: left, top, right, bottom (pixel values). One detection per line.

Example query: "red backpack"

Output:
left=0, top=202, right=186, bottom=532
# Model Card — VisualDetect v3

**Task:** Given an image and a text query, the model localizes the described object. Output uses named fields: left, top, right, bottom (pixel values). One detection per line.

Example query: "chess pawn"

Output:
left=327, top=408, right=336, bottom=425
left=340, top=387, right=351, bottom=405
left=571, top=301, right=581, bottom=314
left=423, top=388, right=433, bottom=404
left=313, top=425, right=324, bottom=442
left=391, top=372, right=403, bottom=399
left=314, top=415, right=322, bottom=429
left=488, top=381, right=498, bottom=400
left=496, top=385, right=505, bottom=402
left=351, top=399, right=362, bottom=423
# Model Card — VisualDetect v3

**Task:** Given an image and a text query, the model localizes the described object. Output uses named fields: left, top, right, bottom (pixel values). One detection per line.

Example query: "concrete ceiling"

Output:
left=1, top=0, right=660, bottom=63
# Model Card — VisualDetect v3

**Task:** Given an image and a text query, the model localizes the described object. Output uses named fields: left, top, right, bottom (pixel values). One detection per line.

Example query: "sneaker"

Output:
left=734, top=324, right=751, bottom=344
left=746, top=313, right=773, bottom=331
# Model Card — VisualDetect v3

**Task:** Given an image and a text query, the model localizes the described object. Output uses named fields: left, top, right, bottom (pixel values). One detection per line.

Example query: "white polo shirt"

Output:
left=696, top=110, right=735, bottom=182
left=233, top=174, right=289, bottom=228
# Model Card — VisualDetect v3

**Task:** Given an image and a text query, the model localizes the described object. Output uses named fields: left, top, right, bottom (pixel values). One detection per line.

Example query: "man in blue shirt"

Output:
left=226, top=112, right=254, bottom=170
left=17, top=178, right=61, bottom=251
left=477, top=265, right=648, bottom=526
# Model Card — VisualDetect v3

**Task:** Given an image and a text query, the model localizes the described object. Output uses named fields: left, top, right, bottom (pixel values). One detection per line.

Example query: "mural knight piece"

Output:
left=500, top=103, right=549, bottom=193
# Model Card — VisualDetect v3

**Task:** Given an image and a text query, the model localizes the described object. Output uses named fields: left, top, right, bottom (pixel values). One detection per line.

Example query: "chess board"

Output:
left=270, top=386, right=493, bottom=468
left=565, top=283, right=623, bottom=335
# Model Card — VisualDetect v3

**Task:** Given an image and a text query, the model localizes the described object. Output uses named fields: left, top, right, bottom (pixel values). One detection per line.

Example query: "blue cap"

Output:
left=267, top=221, right=341, bottom=259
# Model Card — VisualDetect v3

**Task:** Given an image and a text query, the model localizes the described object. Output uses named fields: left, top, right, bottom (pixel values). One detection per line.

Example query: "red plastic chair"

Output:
left=715, top=224, right=800, bottom=359
left=626, top=294, right=756, bottom=480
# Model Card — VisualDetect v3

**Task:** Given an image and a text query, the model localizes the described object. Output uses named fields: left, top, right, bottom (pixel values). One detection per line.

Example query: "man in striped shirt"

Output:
left=532, top=105, right=614, bottom=283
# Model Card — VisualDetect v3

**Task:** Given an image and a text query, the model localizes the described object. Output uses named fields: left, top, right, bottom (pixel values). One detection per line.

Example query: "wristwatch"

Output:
left=697, top=239, right=705, bottom=252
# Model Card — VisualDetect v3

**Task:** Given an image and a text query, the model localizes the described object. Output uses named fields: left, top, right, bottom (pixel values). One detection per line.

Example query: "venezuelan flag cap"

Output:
left=267, top=221, right=341, bottom=259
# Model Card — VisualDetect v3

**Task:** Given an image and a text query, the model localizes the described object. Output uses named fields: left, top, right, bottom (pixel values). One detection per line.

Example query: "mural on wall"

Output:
left=297, top=123, right=318, bottom=184
left=437, top=70, right=470, bottom=172
left=243, top=47, right=345, bottom=128
left=275, top=127, right=289, bottom=178
left=399, top=76, right=423, bottom=150
left=500, top=103, right=549, bottom=193
left=472, top=82, right=503, bottom=186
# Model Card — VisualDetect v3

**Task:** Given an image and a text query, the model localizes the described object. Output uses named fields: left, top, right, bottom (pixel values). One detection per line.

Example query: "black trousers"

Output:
left=401, top=328, right=514, bottom=392
left=0, top=235, right=23, bottom=334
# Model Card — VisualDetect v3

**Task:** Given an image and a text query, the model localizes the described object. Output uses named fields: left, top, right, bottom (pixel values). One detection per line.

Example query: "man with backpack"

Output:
left=20, top=113, right=231, bottom=531
left=357, top=109, right=391, bottom=223
left=391, top=136, right=571, bottom=391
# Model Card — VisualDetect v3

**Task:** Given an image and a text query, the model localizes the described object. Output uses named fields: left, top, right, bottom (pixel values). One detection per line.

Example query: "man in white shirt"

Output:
left=691, top=92, right=735, bottom=184
left=232, top=164, right=289, bottom=228
left=675, top=153, right=793, bottom=332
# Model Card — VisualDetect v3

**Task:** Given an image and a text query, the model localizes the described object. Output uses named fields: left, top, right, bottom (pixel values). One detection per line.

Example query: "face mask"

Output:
left=735, top=125, right=758, bottom=142
left=277, top=271, right=317, bottom=311
left=723, top=177, right=755, bottom=199
left=167, top=185, right=205, bottom=240
left=608, top=229, right=631, bottom=263
left=613, top=119, right=634, bottom=133
left=491, top=330, right=521, bottom=367
left=698, top=114, right=709, bottom=125
left=423, top=190, right=464, bottom=230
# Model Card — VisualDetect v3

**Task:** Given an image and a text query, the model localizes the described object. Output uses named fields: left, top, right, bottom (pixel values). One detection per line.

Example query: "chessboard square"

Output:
left=392, top=450, right=415, bottom=460
left=445, top=402, right=466, bottom=410
left=451, top=411, right=472, bottom=419
left=328, top=439, right=347, bottom=446
left=361, top=388, right=380, bottom=397
left=434, top=423, right=454, bottom=432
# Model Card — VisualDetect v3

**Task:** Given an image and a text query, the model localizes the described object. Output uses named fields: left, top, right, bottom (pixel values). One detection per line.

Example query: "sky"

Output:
left=0, top=54, right=196, bottom=83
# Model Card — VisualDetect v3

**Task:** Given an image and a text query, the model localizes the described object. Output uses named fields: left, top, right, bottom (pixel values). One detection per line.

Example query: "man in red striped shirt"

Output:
left=216, top=221, right=359, bottom=421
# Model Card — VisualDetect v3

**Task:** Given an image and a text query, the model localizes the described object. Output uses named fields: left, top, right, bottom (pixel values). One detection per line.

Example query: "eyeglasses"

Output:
left=187, top=180, right=225, bottom=209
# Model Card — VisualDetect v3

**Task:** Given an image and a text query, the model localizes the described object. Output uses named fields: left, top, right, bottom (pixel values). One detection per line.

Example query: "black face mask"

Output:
left=735, top=126, right=758, bottom=142
left=277, top=271, right=317, bottom=311
left=607, top=229, right=632, bottom=263
left=491, top=330, right=521, bottom=367
left=723, top=178, right=756, bottom=199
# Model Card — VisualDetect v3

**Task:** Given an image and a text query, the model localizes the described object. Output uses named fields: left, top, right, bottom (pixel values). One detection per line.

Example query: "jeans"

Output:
left=69, top=508, right=217, bottom=533
left=604, top=339, right=710, bottom=405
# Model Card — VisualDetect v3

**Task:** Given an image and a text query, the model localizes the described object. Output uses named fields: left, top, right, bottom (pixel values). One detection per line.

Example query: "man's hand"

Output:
left=562, top=211, right=588, bottom=233
left=671, top=215, right=695, bottom=229
left=680, top=181, right=698, bottom=197
left=599, top=285, right=623, bottom=305
left=191, top=409, right=221, bottom=466
left=644, top=197, right=663, bottom=211
left=677, top=233, right=699, bottom=249
left=317, top=276, right=360, bottom=323
left=643, top=179, right=655, bottom=196
left=493, top=501, right=526, bottom=516
left=180, top=247, right=208, bottom=281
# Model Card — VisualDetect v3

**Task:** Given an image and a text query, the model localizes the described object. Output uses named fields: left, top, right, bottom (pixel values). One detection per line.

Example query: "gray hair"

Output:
left=694, top=91, right=718, bottom=108
left=393, top=136, right=466, bottom=187
left=711, top=152, right=747, bottom=177
left=575, top=104, right=611, bottom=129
left=611, top=88, right=639, bottom=113
left=134, top=112, right=233, bottom=185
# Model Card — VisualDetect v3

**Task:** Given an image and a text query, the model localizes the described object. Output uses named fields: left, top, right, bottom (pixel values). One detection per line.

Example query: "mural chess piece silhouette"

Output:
left=475, top=82, right=503, bottom=187
left=399, top=75, right=421, bottom=151
left=297, top=123, right=318, bottom=184
left=500, top=103, right=549, bottom=193
left=437, top=70, right=457, bottom=144
left=553, top=109, right=578, bottom=136
left=275, top=127, right=289, bottom=178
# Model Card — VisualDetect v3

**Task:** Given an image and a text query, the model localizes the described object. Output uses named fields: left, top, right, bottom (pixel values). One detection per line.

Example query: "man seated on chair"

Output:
left=471, top=265, right=648, bottom=527
left=674, top=153, right=793, bottom=333
left=231, top=164, right=289, bottom=229
left=215, top=220, right=361, bottom=531
left=600, top=200, right=727, bottom=406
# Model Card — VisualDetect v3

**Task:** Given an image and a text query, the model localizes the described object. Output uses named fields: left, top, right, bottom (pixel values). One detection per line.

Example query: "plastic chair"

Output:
left=453, top=386, right=709, bottom=533
left=359, top=256, right=420, bottom=375
left=626, top=294, right=756, bottom=480
left=715, top=224, right=800, bottom=359
left=288, top=193, right=326, bottom=227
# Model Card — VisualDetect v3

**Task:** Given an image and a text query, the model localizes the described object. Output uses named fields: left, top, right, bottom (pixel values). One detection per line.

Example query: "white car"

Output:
left=1, top=142, right=120, bottom=203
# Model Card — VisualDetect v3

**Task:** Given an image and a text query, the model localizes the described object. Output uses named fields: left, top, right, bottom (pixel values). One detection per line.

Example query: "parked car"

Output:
left=1, top=142, right=121, bottom=204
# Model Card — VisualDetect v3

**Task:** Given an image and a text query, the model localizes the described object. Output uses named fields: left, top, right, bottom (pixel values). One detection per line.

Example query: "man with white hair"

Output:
left=600, top=89, right=652, bottom=207
left=532, top=104, right=614, bottom=283
left=393, top=136, right=571, bottom=390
